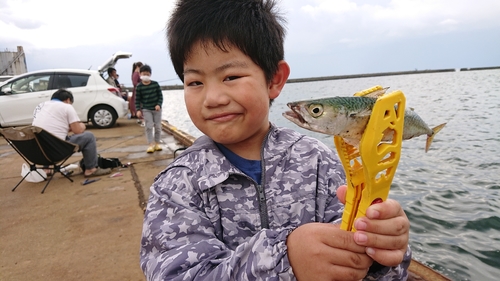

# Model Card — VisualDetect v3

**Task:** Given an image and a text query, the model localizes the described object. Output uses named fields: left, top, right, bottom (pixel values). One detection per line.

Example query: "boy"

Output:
left=135, top=64, right=163, bottom=153
left=140, top=0, right=412, bottom=280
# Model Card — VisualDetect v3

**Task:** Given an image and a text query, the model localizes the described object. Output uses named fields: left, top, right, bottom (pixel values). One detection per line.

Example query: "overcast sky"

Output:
left=1, top=0, right=499, bottom=86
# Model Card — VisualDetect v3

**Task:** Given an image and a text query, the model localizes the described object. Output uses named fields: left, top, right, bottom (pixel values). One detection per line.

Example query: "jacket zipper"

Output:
left=256, top=127, right=272, bottom=229
left=256, top=184, right=269, bottom=229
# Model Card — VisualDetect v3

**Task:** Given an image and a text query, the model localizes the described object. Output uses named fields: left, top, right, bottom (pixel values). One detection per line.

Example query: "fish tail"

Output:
left=425, top=123, right=447, bottom=152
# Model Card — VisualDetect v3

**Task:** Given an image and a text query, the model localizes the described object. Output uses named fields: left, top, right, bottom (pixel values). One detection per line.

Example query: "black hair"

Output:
left=132, top=62, right=143, bottom=75
left=167, top=0, right=286, bottom=83
left=107, top=67, right=116, bottom=75
left=51, top=89, right=74, bottom=103
left=140, top=64, right=152, bottom=73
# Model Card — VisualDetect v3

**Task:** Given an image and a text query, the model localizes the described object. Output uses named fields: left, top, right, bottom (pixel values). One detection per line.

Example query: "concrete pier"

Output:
left=0, top=118, right=188, bottom=281
left=0, top=118, right=450, bottom=281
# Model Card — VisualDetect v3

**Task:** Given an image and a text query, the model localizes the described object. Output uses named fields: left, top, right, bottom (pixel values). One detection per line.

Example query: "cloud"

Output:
left=301, top=0, right=357, bottom=17
left=0, top=0, right=498, bottom=84
left=278, top=0, right=500, bottom=79
left=0, top=12, right=44, bottom=30
left=283, top=0, right=500, bottom=53
left=2, top=0, right=499, bottom=51
left=439, top=19, right=459, bottom=26
left=0, top=0, right=175, bottom=49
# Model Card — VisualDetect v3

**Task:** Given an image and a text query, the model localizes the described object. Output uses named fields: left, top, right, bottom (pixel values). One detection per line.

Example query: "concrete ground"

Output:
left=0, top=118, right=449, bottom=281
left=0, top=118, right=186, bottom=281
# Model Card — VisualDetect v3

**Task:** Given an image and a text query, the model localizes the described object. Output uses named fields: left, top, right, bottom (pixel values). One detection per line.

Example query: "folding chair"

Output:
left=0, top=126, right=79, bottom=193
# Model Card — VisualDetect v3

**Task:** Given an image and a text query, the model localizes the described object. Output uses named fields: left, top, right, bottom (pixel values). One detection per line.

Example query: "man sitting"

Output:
left=106, top=67, right=118, bottom=88
left=32, top=89, right=111, bottom=177
left=106, top=68, right=127, bottom=101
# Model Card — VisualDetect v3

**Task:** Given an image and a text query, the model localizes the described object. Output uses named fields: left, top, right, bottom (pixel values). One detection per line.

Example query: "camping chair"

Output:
left=0, top=126, right=79, bottom=193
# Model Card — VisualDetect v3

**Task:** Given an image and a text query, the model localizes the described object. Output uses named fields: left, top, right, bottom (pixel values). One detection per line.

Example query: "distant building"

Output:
left=0, top=46, right=28, bottom=76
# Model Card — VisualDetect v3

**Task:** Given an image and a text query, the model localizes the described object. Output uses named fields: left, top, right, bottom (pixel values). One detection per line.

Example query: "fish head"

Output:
left=283, top=96, right=374, bottom=138
left=283, top=101, right=325, bottom=132
left=283, top=98, right=350, bottom=135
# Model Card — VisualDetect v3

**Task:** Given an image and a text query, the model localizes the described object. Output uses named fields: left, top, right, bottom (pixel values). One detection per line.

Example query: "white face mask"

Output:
left=140, top=75, right=151, bottom=82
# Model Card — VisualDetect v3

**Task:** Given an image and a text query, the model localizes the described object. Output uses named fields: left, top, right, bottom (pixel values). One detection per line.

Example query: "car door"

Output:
left=97, top=51, right=132, bottom=79
left=0, top=72, right=54, bottom=126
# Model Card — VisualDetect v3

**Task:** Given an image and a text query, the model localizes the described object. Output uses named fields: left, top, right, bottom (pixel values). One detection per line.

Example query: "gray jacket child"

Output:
left=140, top=124, right=411, bottom=280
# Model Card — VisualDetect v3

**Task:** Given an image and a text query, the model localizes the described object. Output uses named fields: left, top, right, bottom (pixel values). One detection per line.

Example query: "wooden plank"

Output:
left=408, top=259, right=451, bottom=281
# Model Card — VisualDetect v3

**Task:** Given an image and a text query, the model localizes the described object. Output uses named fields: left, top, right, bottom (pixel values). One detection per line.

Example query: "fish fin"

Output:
left=350, top=108, right=372, bottom=118
left=363, top=87, right=390, bottom=98
left=354, top=86, right=389, bottom=98
left=424, top=123, right=447, bottom=152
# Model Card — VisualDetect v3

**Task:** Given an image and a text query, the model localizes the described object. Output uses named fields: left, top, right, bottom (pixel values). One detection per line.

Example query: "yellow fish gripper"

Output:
left=337, top=86, right=406, bottom=231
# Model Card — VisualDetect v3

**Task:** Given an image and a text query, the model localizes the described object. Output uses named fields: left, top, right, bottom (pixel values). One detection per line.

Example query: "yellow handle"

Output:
left=338, top=86, right=405, bottom=231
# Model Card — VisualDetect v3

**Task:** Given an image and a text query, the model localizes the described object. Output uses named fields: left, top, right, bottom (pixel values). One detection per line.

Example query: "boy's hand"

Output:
left=155, top=105, right=161, bottom=111
left=337, top=185, right=410, bottom=267
left=287, top=222, right=372, bottom=281
left=137, top=111, right=142, bottom=118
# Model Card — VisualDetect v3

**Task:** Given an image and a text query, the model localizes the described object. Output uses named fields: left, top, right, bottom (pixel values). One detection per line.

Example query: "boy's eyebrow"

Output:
left=183, top=60, right=249, bottom=76
left=215, top=61, right=248, bottom=73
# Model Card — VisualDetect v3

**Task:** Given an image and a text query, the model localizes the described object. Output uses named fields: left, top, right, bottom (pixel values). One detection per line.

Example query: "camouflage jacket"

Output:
left=140, top=124, right=411, bottom=280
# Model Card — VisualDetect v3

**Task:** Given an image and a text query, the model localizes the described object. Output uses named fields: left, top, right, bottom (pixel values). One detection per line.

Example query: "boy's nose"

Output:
left=203, top=84, right=230, bottom=107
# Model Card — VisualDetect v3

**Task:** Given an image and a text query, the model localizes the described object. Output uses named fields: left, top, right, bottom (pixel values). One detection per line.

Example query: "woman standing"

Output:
left=130, top=62, right=143, bottom=118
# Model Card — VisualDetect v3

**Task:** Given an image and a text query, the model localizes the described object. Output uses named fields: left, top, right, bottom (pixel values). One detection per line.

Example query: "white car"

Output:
left=0, top=52, right=131, bottom=129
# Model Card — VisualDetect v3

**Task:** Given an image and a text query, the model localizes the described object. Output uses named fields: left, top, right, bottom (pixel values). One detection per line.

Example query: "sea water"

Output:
left=161, top=69, right=500, bottom=281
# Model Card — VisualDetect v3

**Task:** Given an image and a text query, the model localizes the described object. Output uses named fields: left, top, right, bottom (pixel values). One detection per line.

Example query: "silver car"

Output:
left=0, top=52, right=131, bottom=129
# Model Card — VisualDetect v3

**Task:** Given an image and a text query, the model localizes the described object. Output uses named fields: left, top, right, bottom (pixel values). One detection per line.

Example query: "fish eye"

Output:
left=308, top=104, right=323, bottom=118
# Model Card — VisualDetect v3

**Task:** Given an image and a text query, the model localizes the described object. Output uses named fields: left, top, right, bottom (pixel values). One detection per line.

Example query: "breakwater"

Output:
left=136, top=66, right=500, bottom=91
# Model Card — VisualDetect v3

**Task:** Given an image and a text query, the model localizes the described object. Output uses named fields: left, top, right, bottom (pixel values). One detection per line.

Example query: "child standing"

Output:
left=140, top=0, right=412, bottom=280
left=135, top=64, right=163, bottom=153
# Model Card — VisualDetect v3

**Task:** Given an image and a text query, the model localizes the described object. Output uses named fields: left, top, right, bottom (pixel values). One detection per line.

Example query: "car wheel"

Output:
left=89, top=105, right=117, bottom=128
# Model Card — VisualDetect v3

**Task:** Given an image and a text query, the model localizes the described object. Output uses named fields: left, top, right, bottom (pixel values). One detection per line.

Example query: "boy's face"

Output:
left=183, top=42, right=283, bottom=158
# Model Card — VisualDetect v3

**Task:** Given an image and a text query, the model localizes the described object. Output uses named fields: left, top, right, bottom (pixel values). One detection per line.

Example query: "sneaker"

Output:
left=140, top=122, right=145, bottom=127
left=146, top=146, right=155, bottom=153
left=84, top=167, right=111, bottom=178
left=154, top=144, right=162, bottom=151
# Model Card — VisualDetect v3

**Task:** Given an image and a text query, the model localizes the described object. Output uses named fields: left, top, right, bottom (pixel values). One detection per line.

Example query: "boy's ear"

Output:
left=268, top=60, right=290, bottom=99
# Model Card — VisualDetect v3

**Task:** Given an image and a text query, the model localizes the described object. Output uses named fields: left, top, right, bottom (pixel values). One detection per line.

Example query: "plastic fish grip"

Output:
left=336, top=86, right=406, bottom=231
